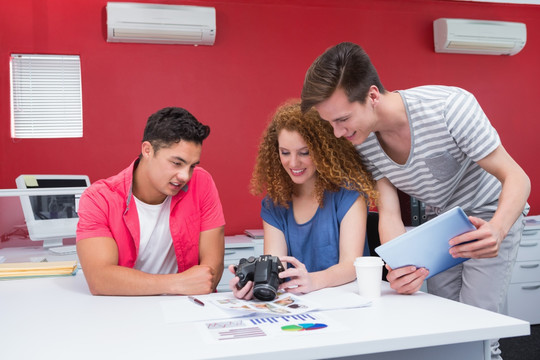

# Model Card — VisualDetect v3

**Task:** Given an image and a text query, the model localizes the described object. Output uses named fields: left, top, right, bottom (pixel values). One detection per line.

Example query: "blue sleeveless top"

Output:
left=261, top=188, right=360, bottom=272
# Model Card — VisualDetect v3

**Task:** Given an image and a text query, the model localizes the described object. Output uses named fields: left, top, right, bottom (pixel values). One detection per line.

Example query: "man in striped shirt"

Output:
left=301, top=42, right=530, bottom=359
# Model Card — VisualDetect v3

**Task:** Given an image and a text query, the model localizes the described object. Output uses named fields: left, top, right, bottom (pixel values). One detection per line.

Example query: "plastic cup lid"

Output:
left=354, top=256, right=384, bottom=266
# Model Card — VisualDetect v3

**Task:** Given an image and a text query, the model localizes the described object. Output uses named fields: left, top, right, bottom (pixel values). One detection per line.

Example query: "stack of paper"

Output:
left=160, top=283, right=372, bottom=324
left=0, top=260, right=78, bottom=279
left=244, top=229, right=264, bottom=239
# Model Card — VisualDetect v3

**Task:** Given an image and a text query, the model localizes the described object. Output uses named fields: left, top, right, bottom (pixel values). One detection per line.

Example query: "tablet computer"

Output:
left=374, top=206, right=476, bottom=279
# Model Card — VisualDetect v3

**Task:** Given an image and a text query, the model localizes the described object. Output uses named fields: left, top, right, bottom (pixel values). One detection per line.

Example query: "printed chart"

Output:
left=200, top=312, right=344, bottom=342
left=281, top=323, right=328, bottom=331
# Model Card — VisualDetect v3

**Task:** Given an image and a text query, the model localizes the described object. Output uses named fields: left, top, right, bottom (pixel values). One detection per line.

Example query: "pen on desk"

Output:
left=188, top=296, right=205, bottom=307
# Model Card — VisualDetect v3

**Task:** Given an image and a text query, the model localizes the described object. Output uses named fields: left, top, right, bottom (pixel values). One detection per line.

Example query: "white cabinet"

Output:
left=216, top=235, right=263, bottom=292
left=507, top=217, right=540, bottom=325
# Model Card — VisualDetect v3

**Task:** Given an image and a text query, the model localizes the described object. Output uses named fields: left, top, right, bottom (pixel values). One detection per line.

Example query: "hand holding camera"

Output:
left=234, top=255, right=285, bottom=301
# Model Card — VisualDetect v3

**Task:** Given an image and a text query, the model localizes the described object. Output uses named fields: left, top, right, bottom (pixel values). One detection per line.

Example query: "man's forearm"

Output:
left=83, top=265, right=178, bottom=296
left=490, top=170, right=530, bottom=238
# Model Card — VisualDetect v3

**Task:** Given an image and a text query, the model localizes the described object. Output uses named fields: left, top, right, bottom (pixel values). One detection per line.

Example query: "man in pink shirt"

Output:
left=76, top=107, right=225, bottom=296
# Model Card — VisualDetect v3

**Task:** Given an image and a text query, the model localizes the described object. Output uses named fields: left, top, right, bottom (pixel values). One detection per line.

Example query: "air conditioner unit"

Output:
left=433, top=18, right=526, bottom=55
left=106, top=2, right=216, bottom=46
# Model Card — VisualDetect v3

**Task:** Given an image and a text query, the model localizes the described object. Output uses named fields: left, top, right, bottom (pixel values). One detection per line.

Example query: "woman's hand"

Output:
left=278, top=256, right=316, bottom=294
left=227, top=264, right=254, bottom=300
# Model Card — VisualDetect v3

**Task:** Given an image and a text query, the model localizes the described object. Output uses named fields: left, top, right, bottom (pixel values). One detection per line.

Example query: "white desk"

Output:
left=0, top=272, right=529, bottom=360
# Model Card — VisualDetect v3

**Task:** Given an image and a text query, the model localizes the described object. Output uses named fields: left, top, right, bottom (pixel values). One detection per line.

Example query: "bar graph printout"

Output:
left=198, top=312, right=346, bottom=342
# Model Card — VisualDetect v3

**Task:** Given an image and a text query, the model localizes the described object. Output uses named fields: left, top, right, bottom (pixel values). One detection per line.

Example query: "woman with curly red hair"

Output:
left=229, top=101, right=377, bottom=298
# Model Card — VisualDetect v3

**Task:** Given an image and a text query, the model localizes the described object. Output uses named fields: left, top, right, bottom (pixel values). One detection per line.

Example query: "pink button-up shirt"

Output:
left=76, top=159, right=225, bottom=272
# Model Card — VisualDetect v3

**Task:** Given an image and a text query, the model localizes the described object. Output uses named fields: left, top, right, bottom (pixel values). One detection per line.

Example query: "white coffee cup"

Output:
left=354, top=256, right=384, bottom=298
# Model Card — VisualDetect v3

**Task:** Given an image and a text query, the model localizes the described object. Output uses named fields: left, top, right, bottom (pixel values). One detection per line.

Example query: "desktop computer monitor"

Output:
left=15, top=174, right=90, bottom=250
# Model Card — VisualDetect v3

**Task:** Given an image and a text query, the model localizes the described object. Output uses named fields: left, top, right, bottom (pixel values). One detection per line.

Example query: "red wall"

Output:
left=1, top=0, right=539, bottom=235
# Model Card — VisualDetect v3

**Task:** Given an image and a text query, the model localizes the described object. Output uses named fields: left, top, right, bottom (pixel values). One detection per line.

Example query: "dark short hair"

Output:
left=142, top=107, right=210, bottom=152
left=301, top=42, right=385, bottom=113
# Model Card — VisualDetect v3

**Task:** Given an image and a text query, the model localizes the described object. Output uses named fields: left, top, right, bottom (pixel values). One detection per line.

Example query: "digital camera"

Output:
left=234, top=255, right=285, bottom=301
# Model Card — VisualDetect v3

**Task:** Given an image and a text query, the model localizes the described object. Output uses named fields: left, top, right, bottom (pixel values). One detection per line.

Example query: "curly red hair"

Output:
left=251, top=101, right=377, bottom=208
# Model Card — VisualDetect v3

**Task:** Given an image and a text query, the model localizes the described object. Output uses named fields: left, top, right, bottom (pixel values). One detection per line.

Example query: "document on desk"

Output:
left=193, top=286, right=370, bottom=343
left=161, top=296, right=227, bottom=323
left=197, top=311, right=347, bottom=343
left=301, top=285, right=372, bottom=311
left=0, top=260, right=78, bottom=279
left=160, top=291, right=317, bottom=324
left=161, top=284, right=372, bottom=324
left=209, top=291, right=319, bottom=316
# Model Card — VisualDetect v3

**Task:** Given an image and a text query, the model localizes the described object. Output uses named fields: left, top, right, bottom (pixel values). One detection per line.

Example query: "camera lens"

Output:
left=253, top=283, right=278, bottom=301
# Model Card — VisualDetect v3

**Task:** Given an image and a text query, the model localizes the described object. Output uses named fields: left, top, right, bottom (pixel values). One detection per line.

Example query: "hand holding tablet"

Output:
left=375, top=207, right=477, bottom=279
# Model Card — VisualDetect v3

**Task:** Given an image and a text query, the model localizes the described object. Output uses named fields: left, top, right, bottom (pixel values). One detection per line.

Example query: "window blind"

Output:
left=10, top=54, right=83, bottom=139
